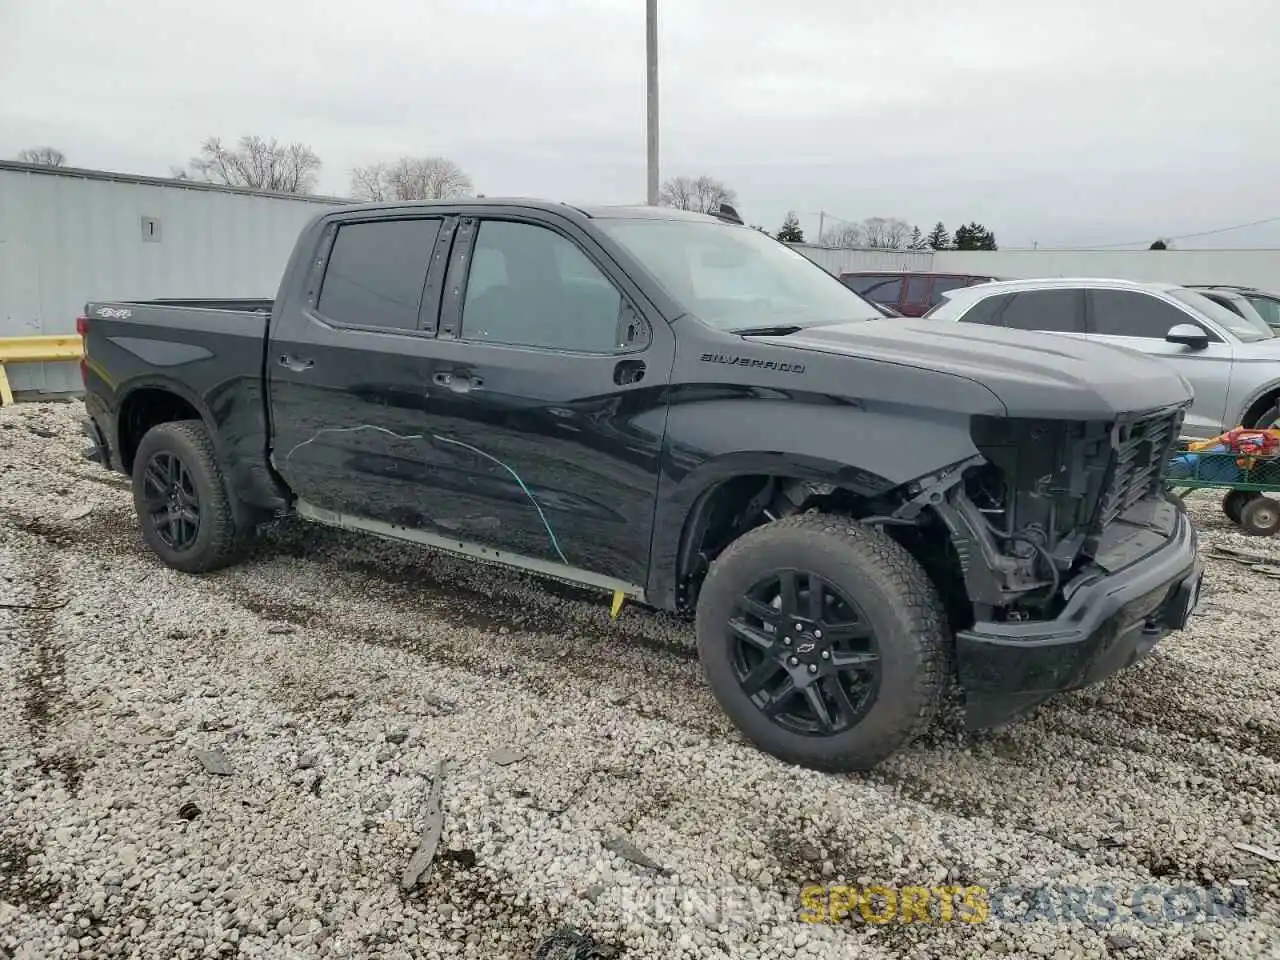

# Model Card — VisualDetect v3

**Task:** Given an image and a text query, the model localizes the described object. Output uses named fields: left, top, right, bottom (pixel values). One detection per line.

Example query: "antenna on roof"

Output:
left=712, top=202, right=744, bottom=225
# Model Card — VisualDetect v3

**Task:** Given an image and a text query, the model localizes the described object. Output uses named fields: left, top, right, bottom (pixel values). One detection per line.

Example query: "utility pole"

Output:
left=646, top=0, right=659, bottom=205
left=817, top=211, right=826, bottom=244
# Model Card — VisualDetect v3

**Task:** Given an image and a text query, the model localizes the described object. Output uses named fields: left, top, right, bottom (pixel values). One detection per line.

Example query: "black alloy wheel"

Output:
left=141, top=451, right=202, bottom=550
left=729, top=570, right=881, bottom=736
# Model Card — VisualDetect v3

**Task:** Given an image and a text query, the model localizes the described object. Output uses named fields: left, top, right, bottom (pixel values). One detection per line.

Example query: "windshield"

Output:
left=1245, top=293, right=1280, bottom=329
left=596, top=218, right=883, bottom=329
left=1170, top=289, right=1273, bottom=342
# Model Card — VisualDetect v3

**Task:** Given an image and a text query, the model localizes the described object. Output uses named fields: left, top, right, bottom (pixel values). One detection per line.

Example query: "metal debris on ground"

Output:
left=401, top=760, right=446, bottom=890
left=487, top=747, right=524, bottom=766
left=192, top=748, right=233, bottom=776
left=177, top=801, right=201, bottom=821
left=60, top=504, right=94, bottom=521
left=267, top=624, right=297, bottom=634
left=1233, top=841, right=1280, bottom=863
left=533, top=926, right=619, bottom=960
left=602, top=834, right=667, bottom=874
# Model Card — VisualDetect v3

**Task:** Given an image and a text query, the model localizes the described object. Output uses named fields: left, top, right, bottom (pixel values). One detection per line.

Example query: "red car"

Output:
left=839, top=271, right=997, bottom=317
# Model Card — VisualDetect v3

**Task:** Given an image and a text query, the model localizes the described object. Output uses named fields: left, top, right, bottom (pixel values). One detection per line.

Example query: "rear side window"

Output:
left=317, top=218, right=441, bottom=330
left=957, top=294, right=1009, bottom=325
left=840, top=273, right=893, bottom=294
left=1000, top=290, right=1083, bottom=332
left=1089, top=290, right=1189, bottom=338
left=858, top=276, right=903, bottom=306
left=929, top=277, right=973, bottom=307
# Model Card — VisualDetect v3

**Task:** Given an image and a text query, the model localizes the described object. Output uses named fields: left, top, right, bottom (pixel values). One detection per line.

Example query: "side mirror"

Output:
left=1166, top=323, right=1209, bottom=349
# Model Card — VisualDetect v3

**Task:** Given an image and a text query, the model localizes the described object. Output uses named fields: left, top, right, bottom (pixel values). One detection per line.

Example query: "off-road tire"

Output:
left=695, top=512, right=949, bottom=772
left=131, top=419, right=246, bottom=573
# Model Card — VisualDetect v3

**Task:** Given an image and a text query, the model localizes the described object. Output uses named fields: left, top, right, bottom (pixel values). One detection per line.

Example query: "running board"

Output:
left=294, top=499, right=647, bottom=603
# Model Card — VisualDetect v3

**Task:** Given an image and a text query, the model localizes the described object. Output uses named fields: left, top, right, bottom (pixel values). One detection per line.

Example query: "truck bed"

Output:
left=81, top=297, right=285, bottom=518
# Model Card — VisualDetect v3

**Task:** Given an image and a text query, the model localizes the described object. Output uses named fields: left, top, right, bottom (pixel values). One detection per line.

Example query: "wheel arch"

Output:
left=116, top=378, right=217, bottom=473
left=646, top=451, right=903, bottom=613
left=1238, top=381, right=1280, bottom=428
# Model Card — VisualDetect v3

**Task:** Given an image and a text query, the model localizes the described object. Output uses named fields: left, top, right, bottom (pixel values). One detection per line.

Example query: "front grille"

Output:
left=1094, top=408, right=1183, bottom=529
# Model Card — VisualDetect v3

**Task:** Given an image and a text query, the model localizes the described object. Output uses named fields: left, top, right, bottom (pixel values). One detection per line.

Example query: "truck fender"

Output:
left=645, top=402, right=983, bottom=609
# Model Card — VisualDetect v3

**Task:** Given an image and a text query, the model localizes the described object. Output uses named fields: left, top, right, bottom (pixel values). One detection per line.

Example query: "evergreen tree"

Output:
left=953, top=221, right=997, bottom=251
left=776, top=211, right=805, bottom=243
left=907, top=225, right=926, bottom=250
left=925, top=221, right=951, bottom=250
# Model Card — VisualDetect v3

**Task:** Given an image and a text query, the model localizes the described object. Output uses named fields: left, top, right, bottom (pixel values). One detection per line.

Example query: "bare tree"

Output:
left=16, top=147, right=66, bottom=167
left=351, top=157, right=474, bottom=202
left=184, top=136, right=322, bottom=194
left=658, top=175, right=737, bottom=214
left=819, top=223, right=865, bottom=248
left=862, top=217, right=912, bottom=249
left=350, top=163, right=390, bottom=201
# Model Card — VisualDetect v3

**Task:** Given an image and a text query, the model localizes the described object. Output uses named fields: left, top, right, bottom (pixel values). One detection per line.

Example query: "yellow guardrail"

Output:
left=0, top=335, right=84, bottom=406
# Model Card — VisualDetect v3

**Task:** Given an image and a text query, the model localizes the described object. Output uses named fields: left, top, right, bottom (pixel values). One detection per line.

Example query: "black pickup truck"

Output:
left=79, top=199, right=1202, bottom=771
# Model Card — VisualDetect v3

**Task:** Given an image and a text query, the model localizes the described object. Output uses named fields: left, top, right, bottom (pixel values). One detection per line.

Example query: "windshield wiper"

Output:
left=729, top=324, right=805, bottom=337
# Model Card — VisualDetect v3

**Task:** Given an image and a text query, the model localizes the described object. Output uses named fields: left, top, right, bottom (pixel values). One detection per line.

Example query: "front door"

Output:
left=1085, top=289, right=1233, bottom=438
left=404, top=214, right=676, bottom=589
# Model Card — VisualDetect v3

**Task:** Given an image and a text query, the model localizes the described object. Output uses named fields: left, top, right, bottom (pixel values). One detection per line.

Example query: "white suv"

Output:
left=926, top=277, right=1280, bottom=438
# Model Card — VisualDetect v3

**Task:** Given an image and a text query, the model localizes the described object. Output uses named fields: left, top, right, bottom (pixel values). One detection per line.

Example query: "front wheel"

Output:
left=131, top=420, right=246, bottom=573
left=695, top=513, right=948, bottom=772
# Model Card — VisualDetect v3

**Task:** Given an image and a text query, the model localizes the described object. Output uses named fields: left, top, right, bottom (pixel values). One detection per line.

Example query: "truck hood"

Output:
left=766, top=319, right=1193, bottom=419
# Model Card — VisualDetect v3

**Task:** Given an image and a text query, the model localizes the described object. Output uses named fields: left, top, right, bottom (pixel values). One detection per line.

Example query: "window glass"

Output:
left=928, top=276, right=971, bottom=306
left=957, top=294, right=1009, bottom=325
left=461, top=221, right=624, bottom=352
left=1001, top=290, right=1082, bottom=332
left=904, top=276, right=931, bottom=304
left=599, top=219, right=882, bottom=329
left=317, top=219, right=440, bottom=330
left=1089, top=290, right=1197, bottom=339
left=1246, top=294, right=1280, bottom=329
left=1168, top=289, right=1265, bottom=341
left=1204, top=293, right=1244, bottom=316
left=840, top=273, right=896, bottom=295
left=860, top=277, right=903, bottom=305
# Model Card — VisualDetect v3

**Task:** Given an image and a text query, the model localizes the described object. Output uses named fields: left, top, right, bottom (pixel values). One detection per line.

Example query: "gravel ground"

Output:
left=1, top=400, right=1279, bottom=960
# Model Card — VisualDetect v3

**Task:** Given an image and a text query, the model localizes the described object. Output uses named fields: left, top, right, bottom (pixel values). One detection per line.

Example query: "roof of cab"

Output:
left=334, top=197, right=731, bottom=224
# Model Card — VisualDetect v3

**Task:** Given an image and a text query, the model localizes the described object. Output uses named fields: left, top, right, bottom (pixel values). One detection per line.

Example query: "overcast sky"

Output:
left=2, top=0, right=1278, bottom=249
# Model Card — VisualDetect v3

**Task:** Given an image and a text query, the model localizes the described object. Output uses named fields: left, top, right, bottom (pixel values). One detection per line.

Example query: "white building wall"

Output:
left=789, top=244, right=935, bottom=275
left=933, top=249, right=1280, bottom=288
left=0, top=163, right=346, bottom=395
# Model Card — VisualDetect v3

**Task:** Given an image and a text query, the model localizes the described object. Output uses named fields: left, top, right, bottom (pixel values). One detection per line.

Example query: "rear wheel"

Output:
left=695, top=513, right=948, bottom=771
left=132, top=420, right=246, bottom=572
left=1239, top=496, right=1280, bottom=537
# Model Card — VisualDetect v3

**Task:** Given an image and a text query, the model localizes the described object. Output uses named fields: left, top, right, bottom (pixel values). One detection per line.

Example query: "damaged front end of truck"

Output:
left=878, top=401, right=1201, bottom=727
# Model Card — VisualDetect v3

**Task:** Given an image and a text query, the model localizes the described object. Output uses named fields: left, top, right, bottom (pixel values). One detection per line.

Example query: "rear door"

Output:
left=398, top=212, right=676, bottom=590
left=1085, top=288, right=1233, bottom=436
left=267, top=213, right=458, bottom=526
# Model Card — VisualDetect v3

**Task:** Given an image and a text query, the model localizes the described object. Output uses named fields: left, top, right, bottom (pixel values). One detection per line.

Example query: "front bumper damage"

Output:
left=955, top=508, right=1201, bottom=728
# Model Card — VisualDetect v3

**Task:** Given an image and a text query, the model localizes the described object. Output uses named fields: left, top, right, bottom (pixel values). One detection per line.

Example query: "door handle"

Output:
left=434, top=371, right=483, bottom=393
left=278, top=354, right=314, bottom=372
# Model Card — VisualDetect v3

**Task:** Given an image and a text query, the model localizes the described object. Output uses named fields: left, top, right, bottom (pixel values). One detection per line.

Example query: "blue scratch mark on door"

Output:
left=278, top=424, right=568, bottom=564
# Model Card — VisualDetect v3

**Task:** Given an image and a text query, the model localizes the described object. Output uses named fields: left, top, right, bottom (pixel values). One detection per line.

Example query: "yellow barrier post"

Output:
left=0, top=335, right=84, bottom=406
